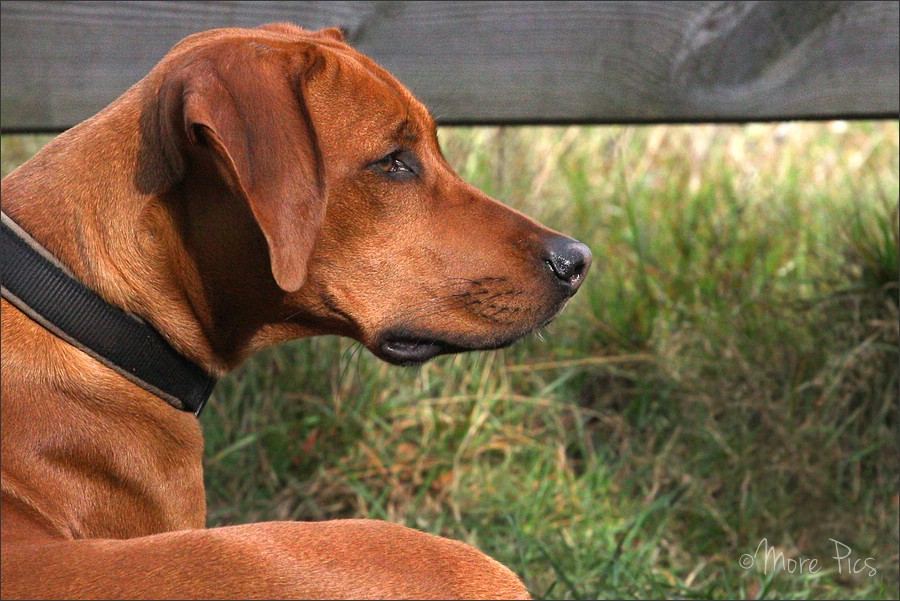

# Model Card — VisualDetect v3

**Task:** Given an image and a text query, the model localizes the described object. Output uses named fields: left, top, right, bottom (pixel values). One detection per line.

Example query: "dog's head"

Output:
left=151, top=24, right=591, bottom=367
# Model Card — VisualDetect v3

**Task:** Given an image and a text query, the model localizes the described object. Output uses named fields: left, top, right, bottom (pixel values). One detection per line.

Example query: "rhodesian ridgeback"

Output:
left=0, top=24, right=591, bottom=599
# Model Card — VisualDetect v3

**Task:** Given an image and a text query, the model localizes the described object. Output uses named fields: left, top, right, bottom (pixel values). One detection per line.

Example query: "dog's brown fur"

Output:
left=1, top=24, right=588, bottom=599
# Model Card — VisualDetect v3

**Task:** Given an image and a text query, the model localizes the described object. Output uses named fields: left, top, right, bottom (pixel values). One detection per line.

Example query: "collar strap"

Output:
left=0, top=211, right=216, bottom=416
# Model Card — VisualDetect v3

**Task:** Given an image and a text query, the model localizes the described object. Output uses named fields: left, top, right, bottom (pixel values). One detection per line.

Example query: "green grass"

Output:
left=3, top=121, right=898, bottom=599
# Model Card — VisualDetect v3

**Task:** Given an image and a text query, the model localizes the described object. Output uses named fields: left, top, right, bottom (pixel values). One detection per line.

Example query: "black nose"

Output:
left=543, top=237, right=592, bottom=294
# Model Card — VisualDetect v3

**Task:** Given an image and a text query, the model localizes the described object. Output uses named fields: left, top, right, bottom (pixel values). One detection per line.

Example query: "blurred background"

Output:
left=8, top=121, right=897, bottom=599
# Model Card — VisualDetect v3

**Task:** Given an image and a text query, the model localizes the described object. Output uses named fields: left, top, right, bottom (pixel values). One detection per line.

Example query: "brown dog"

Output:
left=0, top=24, right=590, bottom=599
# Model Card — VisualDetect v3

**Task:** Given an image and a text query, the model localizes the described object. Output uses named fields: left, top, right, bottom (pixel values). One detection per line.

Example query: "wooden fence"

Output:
left=1, top=0, right=898, bottom=132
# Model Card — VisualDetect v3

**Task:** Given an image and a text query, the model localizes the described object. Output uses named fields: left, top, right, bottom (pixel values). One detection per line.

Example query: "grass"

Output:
left=2, top=121, right=898, bottom=599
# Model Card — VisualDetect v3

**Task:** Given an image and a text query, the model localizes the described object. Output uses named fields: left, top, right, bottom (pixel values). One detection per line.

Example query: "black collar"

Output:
left=0, top=211, right=216, bottom=416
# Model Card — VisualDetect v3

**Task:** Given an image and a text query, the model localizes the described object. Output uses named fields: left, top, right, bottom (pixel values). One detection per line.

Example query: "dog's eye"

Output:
left=377, top=156, right=407, bottom=172
left=371, top=150, right=416, bottom=179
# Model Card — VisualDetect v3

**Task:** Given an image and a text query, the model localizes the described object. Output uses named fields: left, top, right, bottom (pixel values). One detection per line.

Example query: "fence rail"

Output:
left=1, top=1, right=898, bottom=132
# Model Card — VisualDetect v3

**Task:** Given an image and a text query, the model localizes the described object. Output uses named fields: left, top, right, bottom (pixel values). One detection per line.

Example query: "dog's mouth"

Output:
left=378, top=336, right=467, bottom=366
left=375, top=323, right=554, bottom=367
left=371, top=292, right=571, bottom=366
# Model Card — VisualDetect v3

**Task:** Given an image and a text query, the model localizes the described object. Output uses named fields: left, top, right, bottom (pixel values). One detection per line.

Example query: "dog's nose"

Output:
left=543, top=236, right=592, bottom=294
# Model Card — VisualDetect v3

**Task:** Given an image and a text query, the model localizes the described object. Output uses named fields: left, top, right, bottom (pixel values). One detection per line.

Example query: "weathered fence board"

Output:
left=1, top=1, right=898, bottom=131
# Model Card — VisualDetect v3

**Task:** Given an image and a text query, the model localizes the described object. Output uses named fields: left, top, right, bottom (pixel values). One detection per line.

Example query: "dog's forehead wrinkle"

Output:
left=303, top=46, right=433, bottom=152
left=392, top=119, right=420, bottom=145
left=324, top=46, right=429, bottom=124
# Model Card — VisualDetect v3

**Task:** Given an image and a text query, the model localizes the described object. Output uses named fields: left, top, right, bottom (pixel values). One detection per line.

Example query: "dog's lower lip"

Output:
left=380, top=338, right=447, bottom=365
left=384, top=339, right=442, bottom=354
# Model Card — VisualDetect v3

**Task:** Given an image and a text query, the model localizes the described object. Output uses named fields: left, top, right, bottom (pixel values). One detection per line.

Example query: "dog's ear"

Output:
left=315, top=27, right=346, bottom=42
left=256, top=22, right=305, bottom=36
left=255, top=23, right=345, bottom=43
left=164, top=48, right=325, bottom=293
